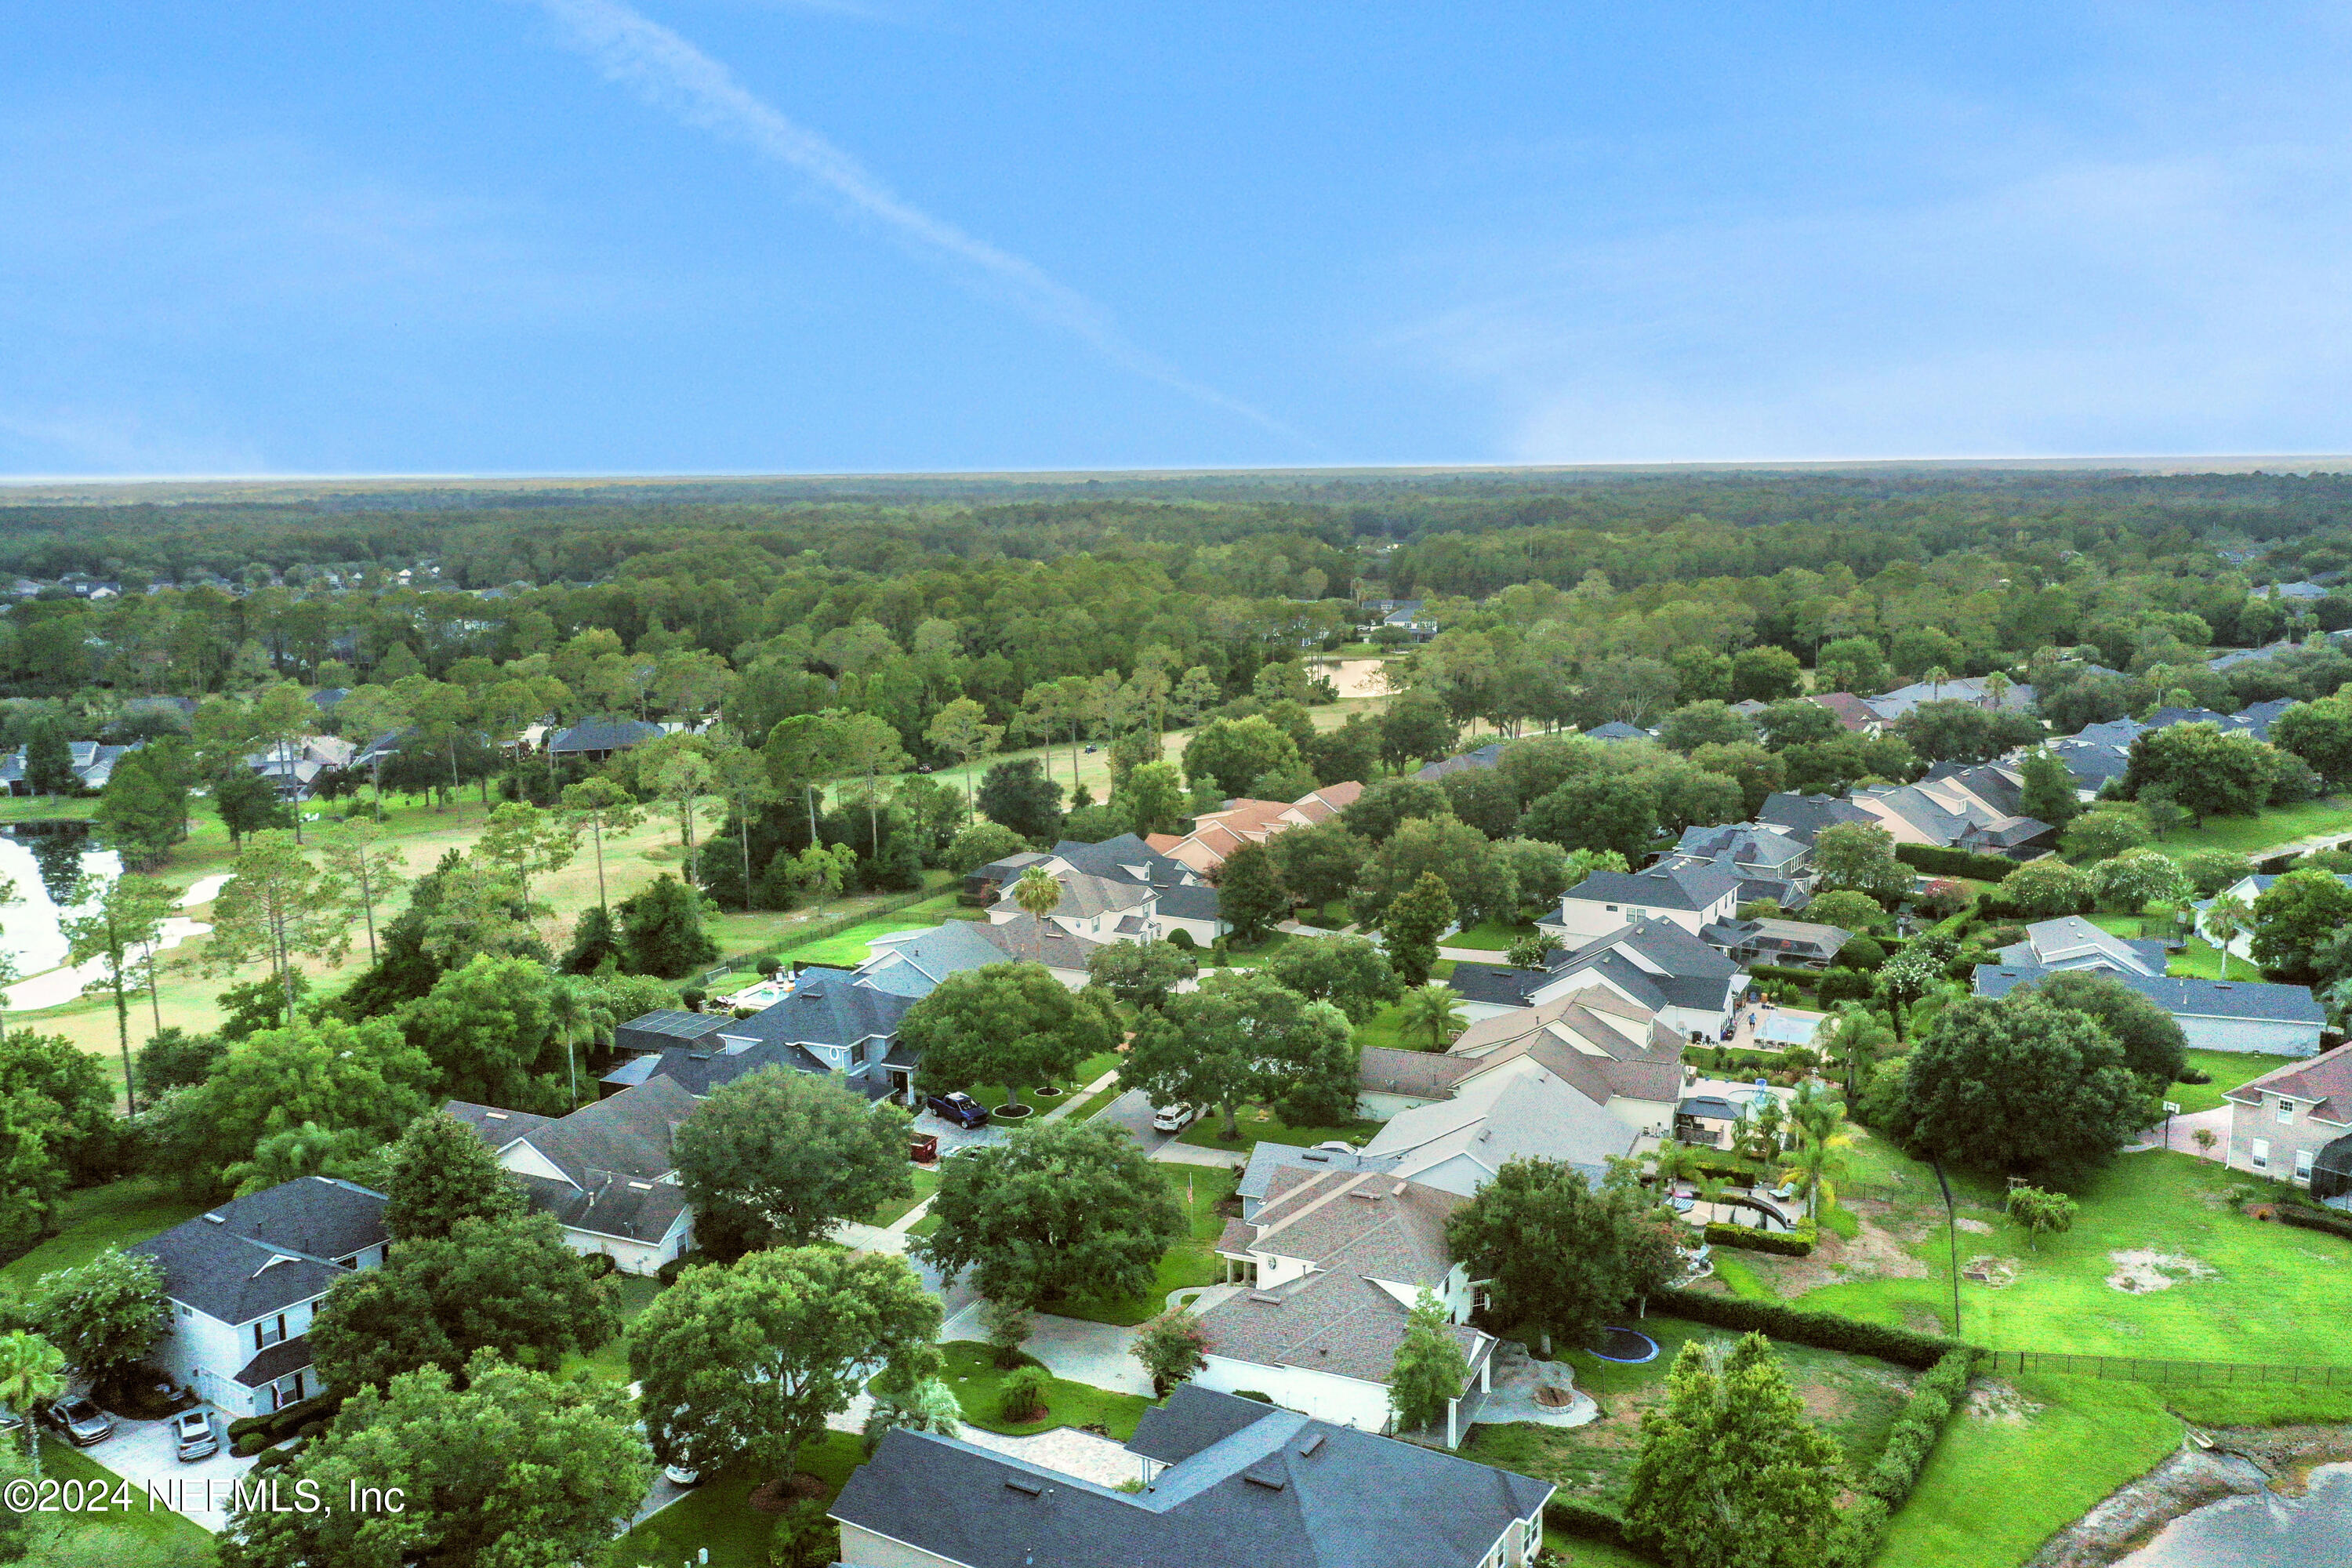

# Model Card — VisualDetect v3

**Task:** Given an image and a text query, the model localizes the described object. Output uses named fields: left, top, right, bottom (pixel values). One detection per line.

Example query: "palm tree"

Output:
left=1922, top=665, right=1947, bottom=702
left=1012, top=866, right=1064, bottom=922
left=1788, top=1079, right=1842, bottom=1148
left=2205, top=891, right=2252, bottom=981
left=550, top=977, right=615, bottom=1111
left=0, top=1330, right=65, bottom=1480
left=1397, top=982, right=1466, bottom=1051
left=1779, top=1127, right=1853, bottom=1219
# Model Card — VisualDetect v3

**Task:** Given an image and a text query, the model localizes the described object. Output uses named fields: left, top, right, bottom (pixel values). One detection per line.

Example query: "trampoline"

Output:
left=1588, top=1327, right=1661, bottom=1364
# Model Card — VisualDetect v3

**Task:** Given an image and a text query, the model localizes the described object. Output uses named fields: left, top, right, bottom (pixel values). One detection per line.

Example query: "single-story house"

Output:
left=1973, top=964, right=2325, bottom=1057
left=1806, top=691, right=1882, bottom=734
left=1200, top=1167, right=1494, bottom=1438
left=444, top=1078, right=699, bottom=1275
left=130, top=1177, right=389, bottom=1418
left=1864, top=676, right=2035, bottom=722
left=1582, top=721, right=1650, bottom=742
left=830, top=1385, right=1553, bottom=1568
left=1991, top=915, right=2164, bottom=975
left=546, top=716, right=665, bottom=761
left=2196, top=873, right=2352, bottom=961
left=2223, top=1044, right=2352, bottom=1203
left=1356, top=1044, right=1649, bottom=1196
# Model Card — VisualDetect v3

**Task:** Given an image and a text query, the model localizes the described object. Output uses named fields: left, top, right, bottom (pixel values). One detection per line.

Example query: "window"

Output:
left=2296, top=1149, right=2315, bottom=1182
left=256, top=1314, right=287, bottom=1351
left=2251, top=1138, right=2270, bottom=1171
left=2277, top=1098, right=2296, bottom=1124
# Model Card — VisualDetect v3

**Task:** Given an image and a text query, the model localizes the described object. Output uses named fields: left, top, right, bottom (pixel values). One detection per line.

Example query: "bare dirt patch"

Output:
left=1802, top=1383, right=1857, bottom=1421
left=1968, top=1380, right=2045, bottom=1424
left=1744, top=1207, right=1932, bottom=1294
left=1962, top=1254, right=2020, bottom=1288
left=1954, top=1216, right=1994, bottom=1234
left=2105, top=1250, right=2216, bottom=1294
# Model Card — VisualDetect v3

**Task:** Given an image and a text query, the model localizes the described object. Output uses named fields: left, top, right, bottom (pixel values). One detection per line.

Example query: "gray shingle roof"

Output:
left=1757, top=792, right=1875, bottom=845
left=1972, top=964, right=2325, bottom=1025
left=833, top=1388, right=1552, bottom=1568
left=1564, top=864, right=1740, bottom=914
left=549, top=716, right=665, bottom=754
left=855, top=920, right=1008, bottom=997
left=448, top=1078, right=700, bottom=1243
left=719, top=968, right=913, bottom=1053
left=129, top=1177, right=388, bottom=1327
left=1411, top=742, right=1503, bottom=782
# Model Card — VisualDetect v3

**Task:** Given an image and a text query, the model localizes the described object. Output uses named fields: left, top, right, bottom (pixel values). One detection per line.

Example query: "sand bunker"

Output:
left=2105, top=1249, right=2216, bottom=1294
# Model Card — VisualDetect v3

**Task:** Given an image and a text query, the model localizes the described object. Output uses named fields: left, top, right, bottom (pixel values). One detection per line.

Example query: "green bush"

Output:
left=231, top=1430, right=269, bottom=1458
left=1543, top=1500, right=1639, bottom=1554
left=2273, top=1205, right=2352, bottom=1243
left=1232, top=1388, right=1272, bottom=1403
left=1168, top=927, right=1199, bottom=952
left=1831, top=1349, right=1976, bottom=1563
left=657, top=1247, right=717, bottom=1287
left=999, top=1366, right=1048, bottom=1422
left=227, top=1390, right=343, bottom=1449
left=1895, top=844, right=2020, bottom=881
left=249, top=1439, right=307, bottom=1475
left=1646, top=1290, right=1962, bottom=1369
left=1703, top=1219, right=1818, bottom=1257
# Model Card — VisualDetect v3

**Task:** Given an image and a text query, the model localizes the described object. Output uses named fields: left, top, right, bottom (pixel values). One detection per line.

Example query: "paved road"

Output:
left=1091, top=1087, right=1181, bottom=1156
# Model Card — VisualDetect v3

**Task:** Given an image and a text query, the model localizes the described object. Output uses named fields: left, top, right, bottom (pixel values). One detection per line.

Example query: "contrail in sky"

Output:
left=527, top=0, right=1298, bottom=440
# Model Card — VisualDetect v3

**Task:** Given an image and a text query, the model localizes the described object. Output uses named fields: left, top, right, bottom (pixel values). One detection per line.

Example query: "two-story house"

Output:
left=1198, top=1168, right=1494, bottom=1439
left=2223, top=1043, right=2352, bottom=1202
left=444, top=1077, right=699, bottom=1276
left=1544, top=864, right=1741, bottom=946
left=969, top=834, right=1226, bottom=946
left=606, top=968, right=921, bottom=1105
left=1657, top=822, right=1815, bottom=910
left=1475, top=917, right=1744, bottom=1039
left=130, top=1176, right=389, bottom=1419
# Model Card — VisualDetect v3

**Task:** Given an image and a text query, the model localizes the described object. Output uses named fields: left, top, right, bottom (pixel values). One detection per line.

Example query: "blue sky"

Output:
left=5, top=2, right=2350, bottom=474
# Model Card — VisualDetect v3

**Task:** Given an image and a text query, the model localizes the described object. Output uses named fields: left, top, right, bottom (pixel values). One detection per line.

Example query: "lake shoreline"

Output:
left=2029, top=1426, right=2352, bottom=1568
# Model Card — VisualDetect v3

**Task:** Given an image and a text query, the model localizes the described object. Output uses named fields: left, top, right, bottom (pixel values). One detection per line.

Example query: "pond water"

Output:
left=2121, top=1461, right=2352, bottom=1567
left=0, top=829, right=217, bottom=1011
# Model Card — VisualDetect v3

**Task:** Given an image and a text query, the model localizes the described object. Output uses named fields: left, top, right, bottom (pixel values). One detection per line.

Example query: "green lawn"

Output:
left=865, top=1167, right=939, bottom=1229
left=770, top=915, right=944, bottom=967
left=562, top=1272, right=667, bottom=1387
left=1, top=1176, right=205, bottom=1290
left=1446, top=920, right=1540, bottom=952
left=1875, top=1373, right=2181, bottom=1568
left=1795, top=1142, right=2352, bottom=1360
left=1054, top=1166, right=1238, bottom=1327
left=929, top=1340, right=1154, bottom=1439
left=2158, top=798, right=2352, bottom=858
left=611, top=1429, right=865, bottom=1568
left=1462, top=1317, right=1916, bottom=1508
left=2165, top=1047, right=2299, bottom=1115
left=30, top=1437, right=220, bottom=1562
left=1174, top=1106, right=1383, bottom=1153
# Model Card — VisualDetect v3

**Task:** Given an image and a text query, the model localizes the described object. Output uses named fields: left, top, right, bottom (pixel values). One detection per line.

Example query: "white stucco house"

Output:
left=2196, top=872, right=2352, bottom=962
left=971, top=834, right=1227, bottom=947
left=444, top=1078, right=699, bottom=1276
left=130, top=1176, right=389, bottom=1418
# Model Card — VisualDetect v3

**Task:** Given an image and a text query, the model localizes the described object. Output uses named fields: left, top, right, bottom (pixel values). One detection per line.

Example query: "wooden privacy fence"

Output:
left=1985, top=1349, right=2352, bottom=1388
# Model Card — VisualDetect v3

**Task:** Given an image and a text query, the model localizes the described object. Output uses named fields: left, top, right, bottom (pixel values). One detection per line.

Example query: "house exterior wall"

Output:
left=1192, top=1355, right=1395, bottom=1432
left=155, top=1306, right=265, bottom=1417
left=2225, top=1093, right=2348, bottom=1186
left=561, top=1208, right=695, bottom=1277
left=1606, top=1095, right=1679, bottom=1135
left=837, top=1522, right=968, bottom=1568
left=1554, top=895, right=1730, bottom=943
left=2179, top=1015, right=2321, bottom=1057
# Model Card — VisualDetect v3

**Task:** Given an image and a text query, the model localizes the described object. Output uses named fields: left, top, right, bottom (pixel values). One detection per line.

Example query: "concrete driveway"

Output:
left=85, top=1411, right=258, bottom=1534
left=1090, top=1089, right=1178, bottom=1156
left=941, top=1305, right=1152, bottom=1397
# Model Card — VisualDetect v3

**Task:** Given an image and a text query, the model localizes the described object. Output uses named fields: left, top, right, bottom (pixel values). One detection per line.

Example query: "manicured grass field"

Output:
left=612, top=1429, right=864, bottom=1568
left=1, top=1175, right=205, bottom=1290
left=1796, top=1142, right=2352, bottom=1361
left=1464, top=1316, right=1916, bottom=1507
left=772, top=915, right=946, bottom=967
left=563, top=1271, right=668, bottom=1387
left=864, top=1167, right=939, bottom=1229
left=1055, top=1166, right=1238, bottom=1327
left=1875, top=1373, right=2180, bottom=1568
left=931, top=1340, right=1153, bottom=1439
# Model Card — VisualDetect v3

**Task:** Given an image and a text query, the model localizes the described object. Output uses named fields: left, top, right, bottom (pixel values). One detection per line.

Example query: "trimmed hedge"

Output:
left=1828, top=1349, right=1977, bottom=1566
left=2274, top=1204, right=2352, bottom=1242
left=1544, top=1500, right=1641, bottom=1555
left=227, top=1390, right=343, bottom=1449
left=1704, top=1218, right=1818, bottom=1258
left=1646, top=1289, right=1962, bottom=1370
left=1747, top=963, right=1828, bottom=987
left=1895, top=844, right=2021, bottom=882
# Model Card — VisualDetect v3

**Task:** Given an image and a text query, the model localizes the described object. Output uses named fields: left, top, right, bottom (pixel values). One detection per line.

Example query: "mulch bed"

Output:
left=749, top=1473, right=829, bottom=1513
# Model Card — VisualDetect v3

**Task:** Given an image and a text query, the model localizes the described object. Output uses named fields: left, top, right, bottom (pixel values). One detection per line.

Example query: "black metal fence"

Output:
left=1984, top=1349, right=2352, bottom=1388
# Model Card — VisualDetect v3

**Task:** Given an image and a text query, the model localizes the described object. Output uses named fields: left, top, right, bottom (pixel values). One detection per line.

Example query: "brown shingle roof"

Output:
left=2227, top=1041, right=2352, bottom=1125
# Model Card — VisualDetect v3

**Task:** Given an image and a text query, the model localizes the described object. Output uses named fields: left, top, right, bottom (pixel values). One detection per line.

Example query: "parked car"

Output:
left=1151, top=1102, right=1199, bottom=1133
left=664, top=1460, right=702, bottom=1487
left=172, top=1410, right=218, bottom=1462
left=926, top=1091, right=989, bottom=1130
left=42, top=1396, right=112, bottom=1448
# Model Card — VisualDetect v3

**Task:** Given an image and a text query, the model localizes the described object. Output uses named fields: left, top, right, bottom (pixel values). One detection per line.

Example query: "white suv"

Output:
left=1151, top=1103, right=1198, bottom=1133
